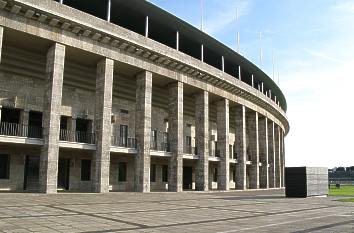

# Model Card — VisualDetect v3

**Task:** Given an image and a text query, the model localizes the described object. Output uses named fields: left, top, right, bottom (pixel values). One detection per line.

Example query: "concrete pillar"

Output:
left=39, top=43, right=65, bottom=194
left=280, top=129, right=285, bottom=187
left=106, top=0, right=111, bottom=22
left=0, top=106, right=2, bottom=122
left=274, top=124, right=281, bottom=187
left=251, top=75, right=254, bottom=87
left=201, top=44, right=204, bottom=62
left=247, top=111, right=259, bottom=189
left=21, top=110, right=29, bottom=126
left=135, top=71, right=152, bottom=192
left=268, top=121, right=276, bottom=188
left=93, top=58, right=113, bottom=193
left=217, top=99, right=229, bottom=190
left=168, top=81, right=183, bottom=192
left=259, top=117, right=268, bottom=189
left=0, top=26, right=3, bottom=63
left=195, top=91, right=209, bottom=191
left=235, top=105, right=246, bottom=190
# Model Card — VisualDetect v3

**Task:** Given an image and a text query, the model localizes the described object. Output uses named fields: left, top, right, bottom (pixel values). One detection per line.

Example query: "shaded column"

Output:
left=274, top=124, right=281, bottom=187
left=217, top=99, right=229, bottom=190
left=268, top=121, right=276, bottom=188
left=281, top=129, right=285, bottom=187
left=135, top=71, right=152, bottom=192
left=0, top=26, right=3, bottom=63
left=247, top=111, right=259, bottom=189
left=195, top=90, right=209, bottom=191
left=168, top=81, right=183, bottom=192
left=259, top=117, right=268, bottom=189
left=93, top=58, right=114, bottom=193
left=235, top=105, right=246, bottom=190
left=39, top=43, right=65, bottom=194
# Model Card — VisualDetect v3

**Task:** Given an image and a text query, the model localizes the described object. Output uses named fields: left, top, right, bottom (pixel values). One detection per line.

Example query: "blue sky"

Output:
left=149, top=0, right=354, bottom=168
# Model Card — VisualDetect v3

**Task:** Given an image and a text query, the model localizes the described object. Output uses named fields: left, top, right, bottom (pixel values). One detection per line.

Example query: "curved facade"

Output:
left=0, top=0, right=289, bottom=193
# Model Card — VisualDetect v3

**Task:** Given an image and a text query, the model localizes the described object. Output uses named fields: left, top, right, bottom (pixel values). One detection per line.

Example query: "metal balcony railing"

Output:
left=184, top=146, right=197, bottom=155
left=0, top=122, right=42, bottom=138
left=59, top=129, right=95, bottom=144
left=150, top=140, right=171, bottom=152
left=111, top=136, right=137, bottom=148
left=209, top=149, right=220, bottom=157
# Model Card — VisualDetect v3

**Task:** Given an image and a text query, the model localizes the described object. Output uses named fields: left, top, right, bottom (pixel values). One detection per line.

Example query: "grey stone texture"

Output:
left=0, top=0, right=289, bottom=134
left=39, top=43, right=65, bottom=194
left=247, top=111, right=259, bottom=189
left=217, top=98, right=230, bottom=190
left=93, top=58, right=114, bottom=193
left=195, top=91, right=209, bottom=191
left=0, top=26, right=2, bottom=63
left=259, top=116, right=269, bottom=189
left=168, top=81, right=183, bottom=192
left=235, top=105, right=247, bottom=190
left=275, top=125, right=281, bottom=188
left=134, top=71, right=152, bottom=192
left=0, top=1, right=289, bottom=193
left=268, top=121, right=276, bottom=188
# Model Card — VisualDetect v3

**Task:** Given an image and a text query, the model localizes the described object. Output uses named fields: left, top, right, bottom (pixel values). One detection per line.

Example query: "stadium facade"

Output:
left=0, top=0, right=289, bottom=193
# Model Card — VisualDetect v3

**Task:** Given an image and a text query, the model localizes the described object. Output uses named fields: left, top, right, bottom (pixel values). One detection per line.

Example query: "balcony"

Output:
left=210, top=149, right=220, bottom=158
left=150, top=141, right=171, bottom=152
left=184, top=146, right=197, bottom=155
left=0, top=122, right=42, bottom=138
left=59, top=129, right=95, bottom=144
left=111, top=136, right=137, bottom=149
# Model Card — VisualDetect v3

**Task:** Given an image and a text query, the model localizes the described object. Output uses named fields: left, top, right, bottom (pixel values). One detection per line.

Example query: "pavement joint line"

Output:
left=292, top=219, right=354, bottom=233
left=46, top=205, right=149, bottom=229
left=82, top=205, right=338, bottom=232
left=217, top=213, right=354, bottom=233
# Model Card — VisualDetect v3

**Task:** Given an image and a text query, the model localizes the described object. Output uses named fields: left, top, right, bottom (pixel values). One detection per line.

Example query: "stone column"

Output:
left=217, top=99, right=229, bottom=190
left=281, top=129, right=285, bottom=187
left=235, top=105, right=246, bottom=190
left=268, top=121, right=276, bottom=188
left=21, top=110, right=30, bottom=125
left=93, top=58, right=114, bottom=193
left=135, top=71, right=152, bottom=192
left=274, top=124, right=281, bottom=187
left=168, top=81, right=183, bottom=192
left=195, top=90, right=209, bottom=191
left=247, top=111, right=259, bottom=189
left=259, top=117, right=268, bottom=189
left=0, top=26, right=3, bottom=63
left=39, top=43, right=65, bottom=194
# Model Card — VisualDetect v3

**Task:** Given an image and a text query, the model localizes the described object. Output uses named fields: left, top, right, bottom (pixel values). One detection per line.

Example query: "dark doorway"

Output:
left=76, top=118, right=92, bottom=143
left=58, top=158, right=70, bottom=190
left=28, top=111, right=42, bottom=138
left=183, top=166, right=193, bottom=190
left=1, top=108, right=20, bottom=123
left=24, top=156, right=40, bottom=191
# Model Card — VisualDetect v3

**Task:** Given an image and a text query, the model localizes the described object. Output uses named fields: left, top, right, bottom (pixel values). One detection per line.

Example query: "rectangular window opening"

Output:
left=81, top=159, right=91, bottom=181
left=118, top=162, right=127, bottom=182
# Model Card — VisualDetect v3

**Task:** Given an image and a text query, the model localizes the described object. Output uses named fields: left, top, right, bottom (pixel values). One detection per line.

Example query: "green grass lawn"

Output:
left=337, top=198, right=354, bottom=203
left=329, top=184, right=354, bottom=197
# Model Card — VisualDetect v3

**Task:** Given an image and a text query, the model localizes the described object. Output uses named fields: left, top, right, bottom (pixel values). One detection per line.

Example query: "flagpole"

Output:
left=272, top=50, right=275, bottom=81
left=200, top=0, right=204, bottom=31
left=259, top=31, right=263, bottom=66
left=236, top=8, right=240, bottom=52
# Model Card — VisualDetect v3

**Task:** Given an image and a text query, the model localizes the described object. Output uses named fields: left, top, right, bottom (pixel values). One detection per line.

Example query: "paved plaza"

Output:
left=0, top=190, right=353, bottom=233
